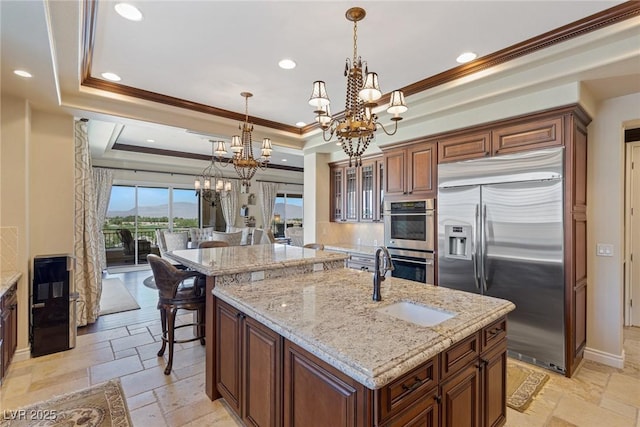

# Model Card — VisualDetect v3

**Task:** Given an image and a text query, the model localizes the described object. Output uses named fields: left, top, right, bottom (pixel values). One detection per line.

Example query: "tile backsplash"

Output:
left=1, top=226, right=18, bottom=272
left=317, top=221, right=384, bottom=247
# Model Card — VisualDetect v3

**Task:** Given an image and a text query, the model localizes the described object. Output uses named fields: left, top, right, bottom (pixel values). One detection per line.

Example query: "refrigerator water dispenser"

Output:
left=445, top=225, right=471, bottom=260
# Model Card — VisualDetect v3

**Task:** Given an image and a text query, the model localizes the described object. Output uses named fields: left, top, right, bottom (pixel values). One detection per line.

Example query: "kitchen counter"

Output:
left=166, top=243, right=348, bottom=276
left=0, top=271, right=21, bottom=298
left=324, top=243, right=378, bottom=256
left=213, top=268, right=515, bottom=389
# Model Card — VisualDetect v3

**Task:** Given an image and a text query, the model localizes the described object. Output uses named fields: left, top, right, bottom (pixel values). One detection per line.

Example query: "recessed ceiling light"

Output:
left=278, top=59, right=297, bottom=70
left=456, top=52, right=477, bottom=64
left=115, top=3, right=143, bottom=21
left=14, top=69, right=32, bottom=78
left=295, top=121, right=306, bottom=127
left=146, top=139, right=155, bottom=143
left=101, top=72, right=121, bottom=82
left=282, top=159, right=288, bottom=162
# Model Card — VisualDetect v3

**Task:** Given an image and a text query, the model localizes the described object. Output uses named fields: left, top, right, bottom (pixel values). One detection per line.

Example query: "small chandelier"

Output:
left=194, top=140, right=232, bottom=205
left=214, top=92, right=272, bottom=187
left=309, top=7, right=408, bottom=167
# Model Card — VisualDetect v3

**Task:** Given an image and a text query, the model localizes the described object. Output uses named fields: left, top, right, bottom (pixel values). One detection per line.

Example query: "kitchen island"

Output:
left=213, top=267, right=515, bottom=427
left=165, top=244, right=349, bottom=399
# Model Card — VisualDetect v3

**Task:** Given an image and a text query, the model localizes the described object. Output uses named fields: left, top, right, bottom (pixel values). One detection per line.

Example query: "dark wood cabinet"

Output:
left=491, top=117, right=562, bottom=156
left=243, top=316, right=282, bottom=427
left=437, top=132, right=491, bottom=163
left=383, top=141, right=437, bottom=199
left=481, top=341, right=507, bottom=427
left=216, top=299, right=282, bottom=426
left=283, top=340, right=370, bottom=427
left=441, top=363, right=480, bottom=427
left=330, top=155, right=384, bottom=223
left=0, top=283, right=18, bottom=386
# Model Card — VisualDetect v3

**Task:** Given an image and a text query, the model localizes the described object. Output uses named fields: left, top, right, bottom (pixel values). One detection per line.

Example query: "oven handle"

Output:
left=386, top=212, right=433, bottom=216
left=391, top=257, right=433, bottom=266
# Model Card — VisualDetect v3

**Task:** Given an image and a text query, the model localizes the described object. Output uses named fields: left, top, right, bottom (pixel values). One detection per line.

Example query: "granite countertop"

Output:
left=213, top=268, right=515, bottom=389
left=0, top=271, right=21, bottom=298
left=166, top=243, right=348, bottom=276
left=324, top=243, right=378, bottom=256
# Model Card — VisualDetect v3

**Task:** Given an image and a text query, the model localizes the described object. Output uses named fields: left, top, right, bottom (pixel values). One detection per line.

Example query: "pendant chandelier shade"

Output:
left=214, top=92, right=272, bottom=187
left=309, top=7, right=408, bottom=167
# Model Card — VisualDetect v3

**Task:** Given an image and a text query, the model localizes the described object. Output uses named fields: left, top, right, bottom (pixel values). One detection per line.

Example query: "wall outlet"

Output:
left=596, top=243, right=614, bottom=257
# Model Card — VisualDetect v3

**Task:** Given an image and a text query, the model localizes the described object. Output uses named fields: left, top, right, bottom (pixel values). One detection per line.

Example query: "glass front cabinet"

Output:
left=330, top=155, right=383, bottom=223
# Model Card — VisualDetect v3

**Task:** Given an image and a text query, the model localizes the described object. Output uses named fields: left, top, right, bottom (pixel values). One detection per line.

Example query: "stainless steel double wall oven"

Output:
left=383, top=199, right=435, bottom=284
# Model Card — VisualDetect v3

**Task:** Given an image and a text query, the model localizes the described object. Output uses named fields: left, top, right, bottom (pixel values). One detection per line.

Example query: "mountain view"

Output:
left=107, top=202, right=198, bottom=219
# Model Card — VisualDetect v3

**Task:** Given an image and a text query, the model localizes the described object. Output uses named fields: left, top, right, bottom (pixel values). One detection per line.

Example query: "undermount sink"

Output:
left=377, top=301, right=455, bottom=327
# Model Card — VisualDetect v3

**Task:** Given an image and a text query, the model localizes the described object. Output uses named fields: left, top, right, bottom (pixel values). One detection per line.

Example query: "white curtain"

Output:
left=220, top=180, right=241, bottom=231
left=92, top=168, right=113, bottom=272
left=74, top=120, right=102, bottom=326
left=259, top=182, right=279, bottom=230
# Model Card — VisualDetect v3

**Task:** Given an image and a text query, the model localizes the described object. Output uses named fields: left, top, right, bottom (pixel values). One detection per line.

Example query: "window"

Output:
left=104, top=185, right=198, bottom=267
left=273, top=193, right=303, bottom=237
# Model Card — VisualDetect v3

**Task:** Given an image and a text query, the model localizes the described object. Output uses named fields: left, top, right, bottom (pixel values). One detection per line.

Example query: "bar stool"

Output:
left=147, top=254, right=206, bottom=375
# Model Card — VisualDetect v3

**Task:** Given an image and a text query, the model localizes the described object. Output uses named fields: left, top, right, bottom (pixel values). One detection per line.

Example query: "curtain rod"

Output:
left=93, top=166, right=303, bottom=186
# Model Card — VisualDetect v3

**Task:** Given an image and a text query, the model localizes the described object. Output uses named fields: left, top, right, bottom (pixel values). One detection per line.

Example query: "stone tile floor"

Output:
left=0, top=270, right=638, bottom=426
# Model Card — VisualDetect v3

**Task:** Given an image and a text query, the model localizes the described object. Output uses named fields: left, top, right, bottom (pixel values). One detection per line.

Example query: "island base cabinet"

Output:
left=216, top=299, right=282, bottom=427
left=481, top=341, right=507, bottom=427
left=283, top=340, right=371, bottom=427
left=381, top=394, right=439, bottom=427
left=440, top=364, right=480, bottom=427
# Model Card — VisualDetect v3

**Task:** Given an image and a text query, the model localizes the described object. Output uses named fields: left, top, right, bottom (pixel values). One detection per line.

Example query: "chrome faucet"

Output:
left=373, top=246, right=394, bottom=301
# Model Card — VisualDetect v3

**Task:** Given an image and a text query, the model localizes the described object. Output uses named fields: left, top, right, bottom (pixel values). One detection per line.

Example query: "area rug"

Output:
left=99, top=278, right=140, bottom=315
left=507, top=361, right=550, bottom=412
left=0, top=379, right=131, bottom=427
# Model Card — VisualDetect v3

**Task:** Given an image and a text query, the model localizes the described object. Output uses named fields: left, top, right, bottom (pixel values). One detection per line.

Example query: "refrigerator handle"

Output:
left=472, top=204, right=480, bottom=290
left=481, top=204, right=488, bottom=292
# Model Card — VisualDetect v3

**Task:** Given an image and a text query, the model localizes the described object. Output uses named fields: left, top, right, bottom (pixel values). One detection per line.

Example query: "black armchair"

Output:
left=117, top=229, right=151, bottom=260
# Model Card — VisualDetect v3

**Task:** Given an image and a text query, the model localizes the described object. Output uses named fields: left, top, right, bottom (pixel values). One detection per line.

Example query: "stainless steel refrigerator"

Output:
left=437, top=147, right=566, bottom=373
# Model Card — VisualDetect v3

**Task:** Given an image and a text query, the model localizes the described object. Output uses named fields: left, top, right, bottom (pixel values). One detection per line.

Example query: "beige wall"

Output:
left=585, top=92, right=640, bottom=367
left=303, top=152, right=330, bottom=245
left=0, top=95, right=75, bottom=358
left=1, top=95, right=31, bottom=356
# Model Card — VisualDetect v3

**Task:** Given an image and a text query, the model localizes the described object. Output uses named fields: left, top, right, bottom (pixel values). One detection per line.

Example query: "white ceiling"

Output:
left=1, top=0, right=639, bottom=176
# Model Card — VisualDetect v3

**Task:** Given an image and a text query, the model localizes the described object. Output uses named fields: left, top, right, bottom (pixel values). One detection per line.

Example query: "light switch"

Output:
left=596, top=243, right=614, bottom=257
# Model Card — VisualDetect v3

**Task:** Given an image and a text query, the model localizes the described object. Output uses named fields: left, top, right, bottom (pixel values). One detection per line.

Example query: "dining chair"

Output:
left=210, top=230, right=243, bottom=246
left=285, top=226, right=304, bottom=247
left=251, top=228, right=264, bottom=245
left=198, top=240, right=230, bottom=249
left=303, top=243, right=324, bottom=250
left=147, top=254, right=206, bottom=375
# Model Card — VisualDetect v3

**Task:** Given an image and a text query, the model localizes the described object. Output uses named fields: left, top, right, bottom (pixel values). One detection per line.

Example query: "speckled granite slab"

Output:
left=166, top=243, right=348, bottom=276
left=325, top=244, right=378, bottom=256
left=214, top=268, right=515, bottom=389
left=0, top=271, right=21, bottom=298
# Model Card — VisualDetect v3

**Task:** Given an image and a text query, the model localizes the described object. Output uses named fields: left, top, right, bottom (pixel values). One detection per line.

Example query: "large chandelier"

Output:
left=194, top=140, right=232, bottom=205
left=309, top=7, right=408, bottom=167
left=214, top=92, right=272, bottom=187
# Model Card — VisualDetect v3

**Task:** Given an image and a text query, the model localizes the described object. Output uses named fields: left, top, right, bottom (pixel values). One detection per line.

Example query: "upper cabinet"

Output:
left=437, top=115, right=564, bottom=164
left=383, top=141, right=437, bottom=199
left=330, top=155, right=384, bottom=223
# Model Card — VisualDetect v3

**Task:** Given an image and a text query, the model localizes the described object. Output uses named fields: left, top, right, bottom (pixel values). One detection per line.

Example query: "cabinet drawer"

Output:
left=377, top=356, right=438, bottom=422
left=492, top=117, right=562, bottom=155
left=482, top=317, right=507, bottom=352
left=441, top=333, right=480, bottom=379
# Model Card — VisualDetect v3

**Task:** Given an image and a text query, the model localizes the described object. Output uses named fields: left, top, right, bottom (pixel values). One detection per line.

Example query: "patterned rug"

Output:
left=0, top=379, right=131, bottom=427
left=507, top=361, right=550, bottom=412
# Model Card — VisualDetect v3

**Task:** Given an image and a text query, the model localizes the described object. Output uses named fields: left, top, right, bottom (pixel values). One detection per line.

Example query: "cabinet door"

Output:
left=438, top=132, right=491, bottom=163
left=440, top=364, right=480, bottom=427
left=406, top=143, right=436, bottom=197
left=345, top=166, right=359, bottom=221
left=378, top=161, right=385, bottom=221
left=216, top=300, right=242, bottom=415
left=243, top=316, right=282, bottom=427
left=384, top=149, right=406, bottom=196
left=283, top=340, right=368, bottom=427
left=360, top=161, right=376, bottom=221
left=331, top=167, right=344, bottom=222
left=492, top=117, right=562, bottom=156
left=481, top=341, right=507, bottom=427
left=382, top=394, right=439, bottom=427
